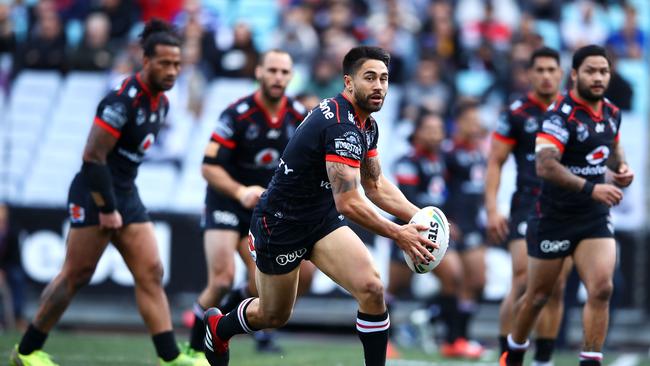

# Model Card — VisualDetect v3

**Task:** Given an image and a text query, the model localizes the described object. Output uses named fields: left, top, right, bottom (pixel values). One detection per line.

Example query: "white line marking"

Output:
left=609, top=353, right=640, bottom=366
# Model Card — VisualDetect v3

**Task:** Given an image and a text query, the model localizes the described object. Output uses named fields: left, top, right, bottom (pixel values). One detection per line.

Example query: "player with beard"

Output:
left=186, top=50, right=310, bottom=358
left=202, top=46, right=438, bottom=366
left=501, top=45, right=634, bottom=366
left=10, top=20, right=208, bottom=366
left=486, top=47, right=571, bottom=365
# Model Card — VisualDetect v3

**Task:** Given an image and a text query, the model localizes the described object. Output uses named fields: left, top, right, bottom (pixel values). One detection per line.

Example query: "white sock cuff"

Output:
left=356, top=314, right=390, bottom=333
left=507, top=334, right=530, bottom=350
left=580, top=351, right=603, bottom=361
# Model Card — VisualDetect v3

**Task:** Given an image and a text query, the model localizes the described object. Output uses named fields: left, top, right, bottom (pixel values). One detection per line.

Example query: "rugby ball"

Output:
left=403, top=206, right=450, bottom=274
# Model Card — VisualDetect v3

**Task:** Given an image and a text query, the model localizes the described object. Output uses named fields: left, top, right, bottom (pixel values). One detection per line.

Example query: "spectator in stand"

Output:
left=606, top=3, right=645, bottom=59
left=93, top=0, right=140, bottom=43
left=373, top=25, right=406, bottom=85
left=69, top=12, right=116, bottom=71
left=604, top=53, right=634, bottom=111
left=519, top=0, right=562, bottom=22
left=218, top=22, right=258, bottom=79
left=273, top=5, right=319, bottom=69
left=0, top=203, right=26, bottom=331
left=303, top=53, right=341, bottom=100
left=400, top=56, right=453, bottom=122
left=137, top=0, right=181, bottom=22
left=0, top=1, right=15, bottom=54
left=419, top=0, right=462, bottom=74
left=561, top=0, right=608, bottom=51
left=13, top=4, right=66, bottom=75
left=179, top=14, right=222, bottom=80
left=462, top=1, right=512, bottom=52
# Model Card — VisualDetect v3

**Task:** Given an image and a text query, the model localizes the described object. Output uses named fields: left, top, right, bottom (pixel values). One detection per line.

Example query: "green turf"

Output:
left=1, top=331, right=649, bottom=365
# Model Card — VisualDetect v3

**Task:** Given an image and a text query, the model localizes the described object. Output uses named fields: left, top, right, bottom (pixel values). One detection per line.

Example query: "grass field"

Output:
left=1, top=330, right=649, bottom=366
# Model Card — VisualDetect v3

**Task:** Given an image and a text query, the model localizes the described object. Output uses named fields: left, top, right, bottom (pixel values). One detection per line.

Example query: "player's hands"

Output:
left=395, top=223, right=438, bottom=265
left=237, top=185, right=265, bottom=209
left=486, top=210, right=509, bottom=244
left=591, top=184, right=623, bottom=207
left=612, top=163, right=634, bottom=188
left=99, top=211, right=123, bottom=230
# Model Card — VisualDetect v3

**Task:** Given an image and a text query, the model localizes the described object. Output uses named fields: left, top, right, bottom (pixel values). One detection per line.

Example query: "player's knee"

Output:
left=588, top=280, right=613, bottom=304
left=529, top=290, right=552, bottom=310
left=135, top=260, right=165, bottom=287
left=207, top=271, right=235, bottom=296
left=355, top=277, right=385, bottom=308
left=65, top=264, right=96, bottom=290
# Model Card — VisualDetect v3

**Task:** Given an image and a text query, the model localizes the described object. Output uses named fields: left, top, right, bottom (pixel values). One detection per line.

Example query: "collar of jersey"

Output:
left=569, top=90, right=604, bottom=121
left=339, top=93, right=369, bottom=130
left=526, top=92, right=552, bottom=111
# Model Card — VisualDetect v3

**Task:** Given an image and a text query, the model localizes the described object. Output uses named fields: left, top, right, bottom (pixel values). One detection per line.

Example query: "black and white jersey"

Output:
left=93, top=73, right=169, bottom=189
left=536, top=91, right=621, bottom=219
left=494, top=93, right=551, bottom=192
left=444, top=140, right=486, bottom=224
left=393, top=147, right=447, bottom=209
left=256, top=93, right=379, bottom=224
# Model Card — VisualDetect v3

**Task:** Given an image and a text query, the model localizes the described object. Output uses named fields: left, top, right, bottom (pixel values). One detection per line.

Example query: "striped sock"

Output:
left=579, top=351, right=603, bottom=366
left=356, top=311, right=390, bottom=366
left=216, top=298, right=258, bottom=341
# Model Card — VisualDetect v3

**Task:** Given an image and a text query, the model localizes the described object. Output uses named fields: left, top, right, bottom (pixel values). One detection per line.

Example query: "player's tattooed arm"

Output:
left=361, top=156, right=419, bottom=222
left=535, top=146, right=585, bottom=192
left=326, top=161, right=360, bottom=194
left=83, top=124, right=118, bottom=164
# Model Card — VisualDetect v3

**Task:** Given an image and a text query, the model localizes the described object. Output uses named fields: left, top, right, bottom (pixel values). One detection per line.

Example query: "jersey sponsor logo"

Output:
left=69, top=203, right=85, bottom=223
left=427, top=176, right=447, bottom=205
left=215, top=116, right=235, bottom=139
left=279, top=159, right=294, bottom=175
left=266, top=129, right=281, bottom=139
left=576, top=123, right=589, bottom=142
left=524, top=117, right=538, bottom=133
left=276, top=248, right=307, bottom=266
left=540, top=239, right=570, bottom=253
left=254, top=148, right=280, bottom=167
left=101, top=102, right=127, bottom=128
left=334, top=131, right=363, bottom=160
left=541, top=115, right=569, bottom=145
left=245, top=123, right=259, bottom=140
left=568, top=165, right=607, bottom=176
left=585, top=145, right=610, bottom=165
left=139, top=133, right=155, bottom=153
left=319, top=100, right=335, bottom=119
left=211, top=210, right=239, bottom=226
left=320, top=180, right=332, bottom=190
left=117, top=147, right=144, bottom=163
left=136, top=108, right=146, bottom=125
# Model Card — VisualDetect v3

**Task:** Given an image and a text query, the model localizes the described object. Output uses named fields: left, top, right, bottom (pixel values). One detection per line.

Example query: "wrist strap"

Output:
left=580, top=180, right=595, bottom=197
left=81, top=162, right=117, bottom=213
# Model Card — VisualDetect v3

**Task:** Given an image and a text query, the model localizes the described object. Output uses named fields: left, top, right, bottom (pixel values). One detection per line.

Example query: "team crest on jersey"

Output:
left=139, top=133, right=155, bottom=153
left=524, top=117, right=538, bottom=133
left=585, top=145, right=610, bottom=165
left=149, top=113, right=157, bottom=123
left=255, top=148, right=280, bottom=167
left=136, top=108, right=146, bottom=125
left=69, top=203, right=85, bottom=223
left=576, top=123, right=589, bottom=142
left=595, top=123, right=605, bottom=133
left=246, top=124, right=259, bottom=140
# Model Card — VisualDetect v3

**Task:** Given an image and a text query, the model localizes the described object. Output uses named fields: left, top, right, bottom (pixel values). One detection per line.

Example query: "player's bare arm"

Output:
left=536, top=136, right=622, bottom=206
left=327, top=161, right=435, bottom=264
left=82, top=124, right=122, bottom=229
left=202, top=141, right=264, bottom=209
left=360, top=155, right=419, bottom=222
left=485, top=138, right=513, bottom=243
left=606, top=140, right=634, bottom=188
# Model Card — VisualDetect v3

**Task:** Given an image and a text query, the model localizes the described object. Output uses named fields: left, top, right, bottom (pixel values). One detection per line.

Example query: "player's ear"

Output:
left=255, top=65, right=263, bottom=81
left=343, top=74, right=353, bottom=92
left=570, top=68, right=577, bottom=83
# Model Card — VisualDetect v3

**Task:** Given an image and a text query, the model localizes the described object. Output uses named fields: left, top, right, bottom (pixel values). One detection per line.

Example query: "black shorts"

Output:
left=202, top=191, right=252, bottom=237
left=506, top=190, right=539, bottom=244
left=67, top=173, right=149, bottom=228
left=526, top=214, right=614, bottom=259
left=248, top=208, right=347, bottom=275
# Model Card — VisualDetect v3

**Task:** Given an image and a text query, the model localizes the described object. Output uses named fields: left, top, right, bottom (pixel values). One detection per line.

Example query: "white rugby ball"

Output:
left=403, top=206, right=450, bottom=274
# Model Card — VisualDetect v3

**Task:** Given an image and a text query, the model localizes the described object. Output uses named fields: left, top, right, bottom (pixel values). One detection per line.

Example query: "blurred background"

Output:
left=0, top=0, right=648, bottom=354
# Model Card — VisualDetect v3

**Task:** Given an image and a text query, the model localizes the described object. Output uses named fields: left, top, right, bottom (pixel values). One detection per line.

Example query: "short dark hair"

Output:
left=529, top=46, right=560, bottom=68
left=259, top=49, right=291, bottom=66
left=409, top=111, right=443, bottom=144
left=572, top=44, right=610, bottom=70
left=139, top=18, right=181, bottom=57
left=454, top=99, right=480, bottom=119
left=342, top=46, right=390, bottom=76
